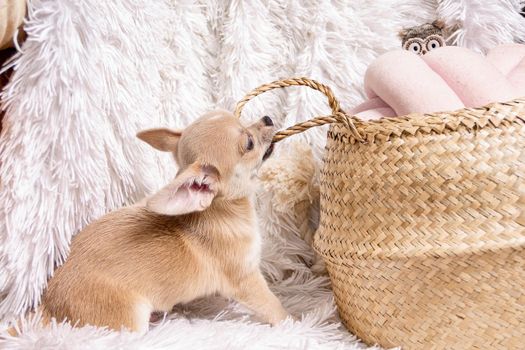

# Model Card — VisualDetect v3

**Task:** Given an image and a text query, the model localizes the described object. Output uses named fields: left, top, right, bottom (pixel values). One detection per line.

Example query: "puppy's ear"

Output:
left=147, top=162, right=220, bottom=216
left=137, top=128, right=182, bottom=152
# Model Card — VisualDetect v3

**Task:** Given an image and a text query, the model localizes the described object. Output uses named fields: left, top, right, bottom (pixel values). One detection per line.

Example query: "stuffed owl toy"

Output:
left=399, top=20, right=446, bottom=55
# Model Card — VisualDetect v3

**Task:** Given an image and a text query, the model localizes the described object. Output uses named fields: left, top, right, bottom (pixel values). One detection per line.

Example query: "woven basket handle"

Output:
left=233, top=77, right=363, bottom=143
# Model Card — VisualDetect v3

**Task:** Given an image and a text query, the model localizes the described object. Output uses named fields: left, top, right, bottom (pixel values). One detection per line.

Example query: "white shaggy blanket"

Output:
left=1, top=0, right=524, bottom=349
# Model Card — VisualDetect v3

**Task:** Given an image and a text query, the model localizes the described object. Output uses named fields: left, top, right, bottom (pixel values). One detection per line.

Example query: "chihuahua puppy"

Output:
left=36, top=110, right=289, bottom=333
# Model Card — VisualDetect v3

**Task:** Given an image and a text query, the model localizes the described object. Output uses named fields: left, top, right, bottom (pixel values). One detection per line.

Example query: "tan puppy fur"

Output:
left=36, top=110, right=289, bottom=332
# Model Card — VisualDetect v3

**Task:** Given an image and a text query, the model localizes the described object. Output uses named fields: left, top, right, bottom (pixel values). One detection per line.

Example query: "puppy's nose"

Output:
left=262, top=116, right=274, bottom=126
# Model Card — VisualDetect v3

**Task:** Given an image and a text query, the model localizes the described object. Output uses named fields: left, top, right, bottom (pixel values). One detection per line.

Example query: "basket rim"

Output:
left=313, top=235, right=525, bottom=263
left=333, top=98, right=525, bottom=143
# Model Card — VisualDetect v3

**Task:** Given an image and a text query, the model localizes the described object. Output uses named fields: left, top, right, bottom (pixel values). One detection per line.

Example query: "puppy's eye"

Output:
left=246, top=136, right=254, bottom=151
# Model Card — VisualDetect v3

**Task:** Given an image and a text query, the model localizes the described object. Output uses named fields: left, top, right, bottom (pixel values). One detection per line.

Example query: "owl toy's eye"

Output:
left=409, top=42, right=422, bottom=53
left=403, top=39, right=423, bottom=54
left=425, top=35, right=445, bottom=52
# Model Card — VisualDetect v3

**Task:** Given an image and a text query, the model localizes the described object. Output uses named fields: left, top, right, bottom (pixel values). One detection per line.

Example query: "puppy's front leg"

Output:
left=233, top=271, right=290, bottom=326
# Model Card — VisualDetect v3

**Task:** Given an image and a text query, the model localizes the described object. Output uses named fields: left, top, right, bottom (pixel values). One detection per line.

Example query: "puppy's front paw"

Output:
left=269, top=311, right=294, bottom=326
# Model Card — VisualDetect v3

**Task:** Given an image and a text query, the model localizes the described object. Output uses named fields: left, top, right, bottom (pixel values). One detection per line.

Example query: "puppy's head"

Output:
left=137, top=110, right=276, bottom=215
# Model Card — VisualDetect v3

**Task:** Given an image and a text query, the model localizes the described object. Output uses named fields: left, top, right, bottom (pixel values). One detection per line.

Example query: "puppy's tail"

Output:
left=3, top=306, right=51, bottom=337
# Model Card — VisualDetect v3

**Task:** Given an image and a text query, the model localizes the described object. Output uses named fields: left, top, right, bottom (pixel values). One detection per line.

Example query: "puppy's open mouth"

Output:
left=262, top=144, right=274, bottom=161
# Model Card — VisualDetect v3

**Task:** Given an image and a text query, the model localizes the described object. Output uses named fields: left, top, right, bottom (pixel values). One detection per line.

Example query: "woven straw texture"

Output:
left=236, top=78, right=525, bottom=349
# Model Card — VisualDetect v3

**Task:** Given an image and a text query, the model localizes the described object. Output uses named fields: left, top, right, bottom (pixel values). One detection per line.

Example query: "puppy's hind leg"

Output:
left=57, top=279, right=152, bottom=333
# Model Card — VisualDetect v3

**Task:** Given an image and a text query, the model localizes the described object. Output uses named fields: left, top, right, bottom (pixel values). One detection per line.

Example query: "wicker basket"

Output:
left=235, top=78, right=525, bottom=350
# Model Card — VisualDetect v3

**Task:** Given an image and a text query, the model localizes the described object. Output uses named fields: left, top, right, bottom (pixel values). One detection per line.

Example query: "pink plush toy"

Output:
left=350, top=44, right=525, bottom=120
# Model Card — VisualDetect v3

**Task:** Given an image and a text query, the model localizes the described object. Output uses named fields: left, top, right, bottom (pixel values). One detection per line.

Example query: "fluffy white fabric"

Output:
left=0, top=0, right=523, bottom=348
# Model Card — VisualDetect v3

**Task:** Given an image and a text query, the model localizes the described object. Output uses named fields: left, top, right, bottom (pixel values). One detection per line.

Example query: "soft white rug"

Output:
left=1, top=0, right=524, bottom=349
